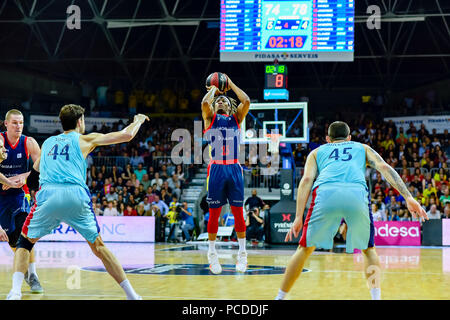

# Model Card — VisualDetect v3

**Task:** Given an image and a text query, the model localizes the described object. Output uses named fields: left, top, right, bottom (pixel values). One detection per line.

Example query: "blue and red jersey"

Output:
left=0, top=132, right=30, bottom=196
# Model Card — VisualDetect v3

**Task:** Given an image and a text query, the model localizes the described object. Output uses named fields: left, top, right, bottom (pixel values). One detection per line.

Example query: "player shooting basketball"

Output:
left=201, top=73, right=250, bottom=274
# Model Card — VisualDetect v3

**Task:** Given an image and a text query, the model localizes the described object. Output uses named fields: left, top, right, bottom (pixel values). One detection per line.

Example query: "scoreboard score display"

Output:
left=265, top=65, right=287, bottom=89
left=220, top=0, right=354, bottom=62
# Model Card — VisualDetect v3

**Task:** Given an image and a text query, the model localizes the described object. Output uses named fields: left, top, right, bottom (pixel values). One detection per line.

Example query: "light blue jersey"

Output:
left=39, top=131, right=87, bottom=189
left=312, top=141, right=367, bottom=190
left=300, top=141, right=374, bottom=253
left=24, top=130, right=100, bottom=243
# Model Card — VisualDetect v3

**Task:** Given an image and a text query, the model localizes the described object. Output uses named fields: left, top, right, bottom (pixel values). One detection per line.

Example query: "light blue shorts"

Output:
left=300, top=183, right=374, bottom=253
left=23, top=184, right=100, bottom=243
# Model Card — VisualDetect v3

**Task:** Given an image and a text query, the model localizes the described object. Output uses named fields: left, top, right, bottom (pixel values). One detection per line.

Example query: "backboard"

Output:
left=241, top=102, right=309, bottom=144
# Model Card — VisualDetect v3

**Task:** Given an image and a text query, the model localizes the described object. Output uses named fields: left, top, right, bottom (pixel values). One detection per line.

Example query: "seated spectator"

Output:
left=105, top=186, right=119, bottom=202
left=386, top=196, right=401, bottom=217
left=127, top=194, right=138, bottom=208
left=152, top=194, right=169, bottom=216
left=160, top=189, right=172, bottom=205
left=439, top=187, right=450, bottom=207
left=124, top=204, right=138, bottom=216
left=121, top=164, right=134, bottom=181
left=423, top=183, right=437, bottom=201
left=133, top=187, right=143, bottom=203
left=139, top=196, right=152, bottom=212
left=151, top=172, right=163, bottom=190
left=103, top=201, right=119, bottom=216
left=140, top=174, right=151, bottom=191
left=389, top=209, right=401, bottom=221
left=246, top=207, right=265, bottom=243
left=167, top=174, right=181, bottom=199
left=372, top=203, right=387, bottom=221
left=160, top=164, right=169, bottom=180
left=180, top=201, right=195, bottom=242
left=442, top=204, right=450, bottom=219
left=427, top=204, right=441, bottom=219
left=93, top=202, right=103, bottom=216
left=110, top=165, right=121, bottom=184
left=118, top=202, right=126, bottom=216
left=135, top=163, right=147, bottom=182
left=175, top=165, right=185, bottom=184
left=136, top=204, right=146, bottom=216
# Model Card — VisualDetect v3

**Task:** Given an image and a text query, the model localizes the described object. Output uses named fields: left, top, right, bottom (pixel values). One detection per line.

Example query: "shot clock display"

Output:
left=220, top=0, right=354, bottom=62
left=265, top=65, right=287, bottom=89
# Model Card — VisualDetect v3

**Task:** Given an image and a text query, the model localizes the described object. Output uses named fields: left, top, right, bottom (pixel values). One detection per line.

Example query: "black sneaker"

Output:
left=25, top=272, right=44, bottom=294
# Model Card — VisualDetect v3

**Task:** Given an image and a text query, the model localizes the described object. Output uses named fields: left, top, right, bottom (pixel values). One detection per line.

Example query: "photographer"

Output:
left=246, top=207, right=265, bottom=244
left=179, top=201, right=195, bottom=242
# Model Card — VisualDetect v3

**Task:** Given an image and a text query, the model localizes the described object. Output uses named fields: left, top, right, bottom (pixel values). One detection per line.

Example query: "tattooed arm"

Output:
left=364, top=145, right=428, bottom=222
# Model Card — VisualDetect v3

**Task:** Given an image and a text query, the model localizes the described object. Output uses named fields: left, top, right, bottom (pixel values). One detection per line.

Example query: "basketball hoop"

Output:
left=266, top=133, right=281, bottom=154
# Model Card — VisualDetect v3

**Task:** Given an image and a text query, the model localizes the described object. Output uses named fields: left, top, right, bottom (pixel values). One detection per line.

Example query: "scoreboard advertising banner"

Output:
left=40, top=216, right=155, bottom=242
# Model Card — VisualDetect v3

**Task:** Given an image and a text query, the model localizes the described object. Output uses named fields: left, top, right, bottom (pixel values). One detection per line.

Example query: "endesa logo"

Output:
left=375, top=225, right=419, bottom=238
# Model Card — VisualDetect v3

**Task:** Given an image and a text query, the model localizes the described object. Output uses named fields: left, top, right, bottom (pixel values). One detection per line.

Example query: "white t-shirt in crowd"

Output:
left=103, top=207, right=119, bottom=216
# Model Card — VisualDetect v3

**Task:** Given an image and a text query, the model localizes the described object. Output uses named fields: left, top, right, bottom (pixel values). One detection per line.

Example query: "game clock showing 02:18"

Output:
left=265, top=65, right=287, bottom=89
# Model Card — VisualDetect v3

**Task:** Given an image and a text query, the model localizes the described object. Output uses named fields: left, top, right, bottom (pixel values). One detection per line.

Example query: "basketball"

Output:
left=206, top=72, right=229, bottom=93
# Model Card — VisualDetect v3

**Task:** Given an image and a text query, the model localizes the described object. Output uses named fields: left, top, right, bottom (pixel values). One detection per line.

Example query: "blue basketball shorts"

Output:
left=206, top=162, right=244, bottom=208
left=299, top=183, right=375, bottom=253
left=22, top=184, right=100, bottom=244
left=0, top=192, right=30, bottom=235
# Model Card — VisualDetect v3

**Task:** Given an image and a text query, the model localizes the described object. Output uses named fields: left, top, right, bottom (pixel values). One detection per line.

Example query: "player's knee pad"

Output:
left=207, top=207, right=222, bottom=234
left=16, top=235, right=35, bottom=252
left=230, top=206, right=246, bottom=233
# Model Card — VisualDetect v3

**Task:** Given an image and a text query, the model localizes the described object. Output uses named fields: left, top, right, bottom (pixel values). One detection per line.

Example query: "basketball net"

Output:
left=266, top=133, right=281, bottom=154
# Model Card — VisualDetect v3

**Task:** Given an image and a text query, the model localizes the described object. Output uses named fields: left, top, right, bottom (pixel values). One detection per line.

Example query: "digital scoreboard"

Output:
left=265, top=64, right=287, bottom=89
left=220, top=0, right=354, bottom=62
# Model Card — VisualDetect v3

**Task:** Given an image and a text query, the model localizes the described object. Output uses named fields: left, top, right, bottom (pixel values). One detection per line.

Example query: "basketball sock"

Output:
left=370, top=288, right=381, bottom=300
left=238, top=237, right=246, bottom=254
left=28, top=262, right=37, bottom=278
left=208, top=240, right=217, bottom=254
left=12, top=272, right=25, bottom=294
left=120, top=279, right=140, bottom=300
left=275, top=289, right=287, bottom=300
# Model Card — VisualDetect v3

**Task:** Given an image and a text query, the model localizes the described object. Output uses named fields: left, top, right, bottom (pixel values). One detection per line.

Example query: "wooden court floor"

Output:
left=0, top=242, right=449, bottom=300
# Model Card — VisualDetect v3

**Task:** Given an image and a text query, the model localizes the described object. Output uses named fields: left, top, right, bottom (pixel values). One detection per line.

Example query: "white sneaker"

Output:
left=128, top=295, right=142, bottom=300
left=6, top=291, right=22, bottom=300
left=208, top=252, right=222, bottom=274
left=236, top=251, right=248, bottom=273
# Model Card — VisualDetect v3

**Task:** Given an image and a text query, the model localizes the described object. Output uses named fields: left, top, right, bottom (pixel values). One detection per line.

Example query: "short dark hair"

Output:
left=328, top=121, right=350, bottom=141
left=59, top=104, right=85, bottom=131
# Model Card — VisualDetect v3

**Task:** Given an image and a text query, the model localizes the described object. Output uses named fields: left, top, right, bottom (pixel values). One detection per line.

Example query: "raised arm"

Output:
left=201, top=85, right=218, bottom=127
left=364, top=145, right=428, bottom=222
left=285, top=150, right=318, bottom=242
left=79, top=114, right=149, bottom=158
left=227, top=76, right=250, bottom=125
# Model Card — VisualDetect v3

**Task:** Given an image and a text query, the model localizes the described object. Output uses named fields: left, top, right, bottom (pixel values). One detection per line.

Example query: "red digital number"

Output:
left=275, top=74, right=284, bottom=87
